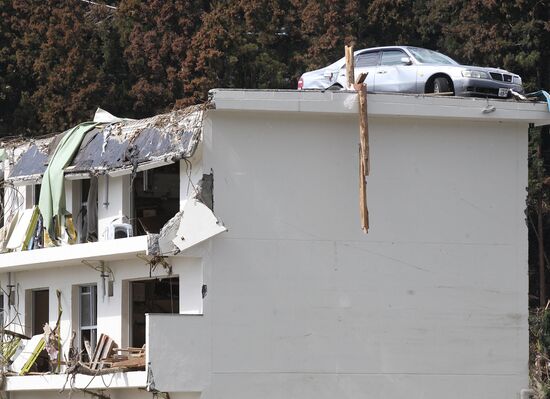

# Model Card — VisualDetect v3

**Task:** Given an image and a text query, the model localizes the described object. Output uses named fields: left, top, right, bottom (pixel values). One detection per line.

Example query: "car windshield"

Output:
left=406, top=47, right=458, bottom=65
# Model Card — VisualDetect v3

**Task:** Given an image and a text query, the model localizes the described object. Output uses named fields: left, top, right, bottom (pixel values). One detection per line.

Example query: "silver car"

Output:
left=297, top=46, right=523, bottom=98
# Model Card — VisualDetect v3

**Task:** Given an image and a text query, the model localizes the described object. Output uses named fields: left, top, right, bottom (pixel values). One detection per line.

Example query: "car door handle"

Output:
left=377, top=70, right=387, bottom=74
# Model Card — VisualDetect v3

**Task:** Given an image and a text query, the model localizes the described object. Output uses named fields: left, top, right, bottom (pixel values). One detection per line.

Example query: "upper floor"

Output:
left=0, top=106, right=225, bottom=272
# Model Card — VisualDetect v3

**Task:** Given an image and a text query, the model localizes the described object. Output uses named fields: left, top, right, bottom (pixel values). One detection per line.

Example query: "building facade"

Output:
left=1, top=90, right=549, bottom=398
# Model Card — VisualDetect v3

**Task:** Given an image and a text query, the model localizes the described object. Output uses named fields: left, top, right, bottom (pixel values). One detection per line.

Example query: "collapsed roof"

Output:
left=2, top=105, right=204, bottom=182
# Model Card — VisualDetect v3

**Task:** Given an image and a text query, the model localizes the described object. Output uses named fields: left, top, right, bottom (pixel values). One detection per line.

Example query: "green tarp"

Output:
left=39, top=122, right=98, bottom=235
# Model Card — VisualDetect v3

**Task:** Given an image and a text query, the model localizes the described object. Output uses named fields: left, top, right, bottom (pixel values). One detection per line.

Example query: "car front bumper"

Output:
left=454, top=77, right=524, bottom=98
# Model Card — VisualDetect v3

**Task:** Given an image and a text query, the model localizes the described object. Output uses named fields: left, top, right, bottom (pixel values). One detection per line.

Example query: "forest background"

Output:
left=1, top=0, right=550, bottom=306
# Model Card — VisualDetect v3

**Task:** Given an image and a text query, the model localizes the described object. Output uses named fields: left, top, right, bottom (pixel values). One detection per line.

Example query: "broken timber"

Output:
left=354, top=72, right=369, bottom=233
left=345, top=45, right=355, bottom=90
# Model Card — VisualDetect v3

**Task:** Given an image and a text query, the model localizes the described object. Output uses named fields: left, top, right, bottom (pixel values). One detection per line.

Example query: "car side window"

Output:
left=381, top=50, right=407, bottom=66
left=355, top=52, right=380, bottom=68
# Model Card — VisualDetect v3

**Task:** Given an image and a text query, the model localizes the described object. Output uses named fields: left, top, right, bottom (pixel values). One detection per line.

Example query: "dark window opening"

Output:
left=77, top=177, right=98, bottom=243
left=32, top=289, right=49, bottom=336
left=25, top=184, right=41, bottom=209
left=130, top=277, right=179, bottom=348
left=0, top=294, right=4, bottom=324
left=33, top=184, right=41, bottom=206
left=132, top=163, right=180, bottom=235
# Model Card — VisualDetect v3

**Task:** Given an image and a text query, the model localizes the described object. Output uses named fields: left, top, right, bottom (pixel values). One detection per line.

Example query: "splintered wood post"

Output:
left=354, top=73, right=369, bottom=232
left=345, top=45, right=355, bottom=89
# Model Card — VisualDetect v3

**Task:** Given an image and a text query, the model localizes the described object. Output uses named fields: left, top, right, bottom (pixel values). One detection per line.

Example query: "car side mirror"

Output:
left=401, top=57, right=413, bottom=65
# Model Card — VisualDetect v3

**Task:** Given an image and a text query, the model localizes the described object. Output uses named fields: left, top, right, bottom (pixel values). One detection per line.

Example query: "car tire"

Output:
left=433, top=77, right=451, bottom=94
left=327, top=83, right=343, bottom=91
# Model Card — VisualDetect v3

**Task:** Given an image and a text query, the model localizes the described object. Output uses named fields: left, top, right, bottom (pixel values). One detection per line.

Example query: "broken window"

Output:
left=130, top=277, right=179, bottom=347
left=132, top=163, right=180, bottom=235
left=25, top=184, right=41, bottom=209
left=79, top=284, right=97, bottom=361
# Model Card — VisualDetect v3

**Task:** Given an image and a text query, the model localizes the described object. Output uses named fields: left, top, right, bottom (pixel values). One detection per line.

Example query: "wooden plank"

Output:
left=345, top=45, right=355, bottom=89
left=98, top=336, right=117, bottom=370
left=111, top=356, right=145, bottom=369
left=89, top=334, right=107, bottom=370
left=353, top=77, right=370, bottom=233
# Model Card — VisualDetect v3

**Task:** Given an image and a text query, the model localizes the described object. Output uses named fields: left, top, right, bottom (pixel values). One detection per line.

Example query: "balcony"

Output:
left=2, top=313, right=206, bottom=393
left=5, top=370, right=147, bottom=391
left=0, top=235, right=149, bottom=272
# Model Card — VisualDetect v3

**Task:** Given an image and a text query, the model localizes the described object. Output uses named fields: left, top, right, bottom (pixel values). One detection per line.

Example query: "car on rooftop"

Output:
left=297, top=46, right=523, bottom=98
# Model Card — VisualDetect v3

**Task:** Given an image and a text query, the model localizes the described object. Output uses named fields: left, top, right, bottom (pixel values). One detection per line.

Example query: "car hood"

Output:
left=458, top=64, right=517, bottom=75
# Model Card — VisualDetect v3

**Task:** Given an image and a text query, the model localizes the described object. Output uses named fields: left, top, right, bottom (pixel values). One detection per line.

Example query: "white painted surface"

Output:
left=98, top=174, right=131, bottom=241
left=200, top=92, right=532, bottom=398
left=147, top=314, right=210, bottom=392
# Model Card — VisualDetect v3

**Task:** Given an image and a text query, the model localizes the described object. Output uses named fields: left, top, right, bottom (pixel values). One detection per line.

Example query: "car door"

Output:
left=336, top=50, right=379, bottom=89
left=373, top=49, right=418, bottom=93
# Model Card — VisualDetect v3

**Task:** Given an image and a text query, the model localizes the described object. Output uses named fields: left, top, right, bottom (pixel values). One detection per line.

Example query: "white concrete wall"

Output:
left=97, top=174, right=131, bottom=241
left=200, top=107, right=529, bottom=398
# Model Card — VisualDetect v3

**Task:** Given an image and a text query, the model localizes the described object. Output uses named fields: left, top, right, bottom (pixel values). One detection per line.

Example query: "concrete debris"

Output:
left=148, top=199, right=226, bottom=257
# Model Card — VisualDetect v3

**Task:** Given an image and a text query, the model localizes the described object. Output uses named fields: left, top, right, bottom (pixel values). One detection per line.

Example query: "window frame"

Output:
left=380, top=49, right=409, bottom=66
left=355, top=51, right=381, bottom=68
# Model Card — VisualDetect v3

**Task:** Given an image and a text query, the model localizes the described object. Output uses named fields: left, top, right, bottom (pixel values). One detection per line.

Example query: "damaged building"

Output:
left=0, top=89, right=549, bottom=399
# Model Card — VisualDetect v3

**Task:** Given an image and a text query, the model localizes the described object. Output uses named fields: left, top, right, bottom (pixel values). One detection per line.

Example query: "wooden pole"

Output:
left=354, top=72, right=369, bottom=232
left=345, top=45, right=355, bottom=90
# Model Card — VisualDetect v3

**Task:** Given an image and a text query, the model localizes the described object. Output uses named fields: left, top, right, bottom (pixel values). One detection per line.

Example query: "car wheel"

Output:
left=327, top=83, right=343, bottom=91
left=433, top=77, right=451, bottom=94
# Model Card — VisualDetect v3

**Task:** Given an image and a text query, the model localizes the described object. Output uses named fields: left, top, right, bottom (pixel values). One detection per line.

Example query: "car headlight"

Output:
left=513, top=76, right=522, bottom=85
left=461, top=70, right=489, bottom=79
